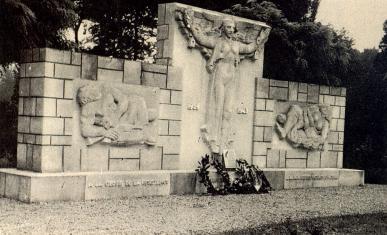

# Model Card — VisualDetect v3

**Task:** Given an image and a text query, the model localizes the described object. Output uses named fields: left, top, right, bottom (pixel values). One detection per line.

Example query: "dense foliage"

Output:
left=224, top=0, right=353, bottom=86
left=73, top=0, right=242, bottom=60
left=0, top=0, right=76, bottom=65
left=346, top=20, right=387, bottom=183
left=0, top=66, right=18, bottom=167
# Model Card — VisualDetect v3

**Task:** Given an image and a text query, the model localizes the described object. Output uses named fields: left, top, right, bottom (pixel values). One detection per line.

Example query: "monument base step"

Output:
left=0, top=168, right=364, bottom=203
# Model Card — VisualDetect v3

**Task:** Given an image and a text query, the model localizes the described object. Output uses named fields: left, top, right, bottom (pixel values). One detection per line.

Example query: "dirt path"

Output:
left=0, top=185, right=386, bottom=234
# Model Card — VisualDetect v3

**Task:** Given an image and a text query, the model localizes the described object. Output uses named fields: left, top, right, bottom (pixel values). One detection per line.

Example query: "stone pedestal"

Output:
left=0, top=168, right=363, bottom=202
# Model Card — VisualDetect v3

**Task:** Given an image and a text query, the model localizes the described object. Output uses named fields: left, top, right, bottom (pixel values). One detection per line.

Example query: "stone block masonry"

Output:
left=1, top=3, right=363, bottom=203
left=17, top=48, right=183, bottom=173
left=253, top=78, right=346, bottom=169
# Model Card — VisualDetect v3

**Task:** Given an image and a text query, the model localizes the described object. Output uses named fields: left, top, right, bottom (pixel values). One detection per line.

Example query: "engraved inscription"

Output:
left=286, top=175, right=338, bottom=181
left=87, top=179, right=169, bottom=188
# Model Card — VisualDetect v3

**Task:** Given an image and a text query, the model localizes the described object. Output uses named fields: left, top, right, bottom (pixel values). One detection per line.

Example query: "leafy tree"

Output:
left=0, top=65, right=18, bottom=167
left=0, top=0, right=76, bottom=64
left=74, top=0, right=158, bottom=60
left=225, top=0, right=353, bottom=85
left=75, top=0, right=242, bottom=60
left=343, top=20, right=387, bottom=183
left=264, top=0, right=320, bottom=22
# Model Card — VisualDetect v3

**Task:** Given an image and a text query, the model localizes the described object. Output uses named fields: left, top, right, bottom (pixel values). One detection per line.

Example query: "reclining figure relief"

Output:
left=275, top=104, right=331, bottom=150
left=77, top=84, right=157, bottom=146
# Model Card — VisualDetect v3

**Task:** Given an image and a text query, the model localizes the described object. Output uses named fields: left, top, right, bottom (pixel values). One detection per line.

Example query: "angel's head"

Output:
left=220, top=18, right=236, bottom=38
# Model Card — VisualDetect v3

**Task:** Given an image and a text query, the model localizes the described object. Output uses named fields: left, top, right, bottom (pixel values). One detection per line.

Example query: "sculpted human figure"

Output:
left=188, top=18, right=270, bottom=154
left=275, top=104, right=331, bottom=150
left=77, top=84, right=157, bottom=146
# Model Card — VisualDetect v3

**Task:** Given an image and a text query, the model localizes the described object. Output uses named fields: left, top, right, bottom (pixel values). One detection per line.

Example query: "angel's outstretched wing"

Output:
left=175, top=8, right=270, bottom=61
left=237, top=25, right=270, bottom=60
left=175, top=8, right=219, bottom=59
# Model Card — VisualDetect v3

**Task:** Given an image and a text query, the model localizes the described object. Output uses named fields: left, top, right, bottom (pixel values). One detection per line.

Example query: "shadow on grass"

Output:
left=219, top=212, right=387, bottom=235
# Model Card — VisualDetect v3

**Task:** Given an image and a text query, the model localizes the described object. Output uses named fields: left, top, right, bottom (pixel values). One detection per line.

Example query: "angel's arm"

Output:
left=239, top=28, right=270, bottom=54
left=206, top=42, right=222, bottom=73
left=190, top=26, right=216, bottom=49
left=320, top=119, right=330, bottom=141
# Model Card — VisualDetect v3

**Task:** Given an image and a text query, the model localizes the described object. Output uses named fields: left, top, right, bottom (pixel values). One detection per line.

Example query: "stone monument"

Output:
left=0, top=3, right=364, bottom=202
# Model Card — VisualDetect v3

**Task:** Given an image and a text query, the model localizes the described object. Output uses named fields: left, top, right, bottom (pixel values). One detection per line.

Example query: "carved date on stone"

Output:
left=176, top=8, right=271, bottom=154
left=77, top=84, right=157, bottom=146
left=275, top=104, right=331, bottom=150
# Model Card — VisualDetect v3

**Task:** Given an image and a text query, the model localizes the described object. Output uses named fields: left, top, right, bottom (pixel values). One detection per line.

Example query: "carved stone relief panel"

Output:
left=76, top=83, right=159, bottom=146
left=175, top=8, right=271, bottom=155
left=274, top=103, right=331, bottom=150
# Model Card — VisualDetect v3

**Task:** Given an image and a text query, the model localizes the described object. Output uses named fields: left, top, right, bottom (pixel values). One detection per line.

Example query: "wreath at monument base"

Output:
left=196, top=155, right=272, bottom=195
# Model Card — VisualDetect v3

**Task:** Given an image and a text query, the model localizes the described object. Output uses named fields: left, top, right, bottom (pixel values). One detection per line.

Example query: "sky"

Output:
left=316, top=0, right=387, bottom=51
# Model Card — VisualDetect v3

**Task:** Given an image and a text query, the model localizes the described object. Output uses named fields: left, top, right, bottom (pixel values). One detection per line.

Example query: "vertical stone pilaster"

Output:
left=17, top=48, right=77, bottom=173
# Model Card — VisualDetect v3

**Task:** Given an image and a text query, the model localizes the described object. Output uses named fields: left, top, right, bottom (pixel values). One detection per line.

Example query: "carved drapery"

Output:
left=175, top=8, right=270, bottom=154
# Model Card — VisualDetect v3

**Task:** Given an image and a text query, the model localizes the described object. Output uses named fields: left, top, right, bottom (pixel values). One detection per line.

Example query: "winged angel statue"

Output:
left=176, top=8, right=270, bottom=155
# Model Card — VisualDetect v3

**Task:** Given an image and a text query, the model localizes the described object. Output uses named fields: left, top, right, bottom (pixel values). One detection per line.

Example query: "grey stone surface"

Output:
left=25, top=62, right=54, bottom=77
left=140, top=147, right=162, bottom=170
left=0, top=172, right=4, bottom=196
left=269, top=87, right=288, bottom=100
left=162, top=154, right=179, bottom=169
left=98, top=56, right=124, bottom=70
left=142, top=72, right=167, bottom=88
left=142, top=63, right=168, bottom=74
left=307, top=151, right=321, bottom=168
left=298, top=83, right=307, bottom=93
left=253, top=142, right=270, bottom=156
left=254, top=126, right=264, bottom=141
left=321, top=151, right=337, bottom=168
left=264, top=170, right=285, bottom=190
left=157, top=25, right=169, bottom=40
left=4, top=174, right=21, bottom=200
left=54, top=64, right=80, bottom=79
left=124, top=61, right=141, bottom=85
left=84, top=171, right=170, bottom=200
left=284, top=169, right=339, bottom=189
left=286, top=149, right=307, bottom=159
left=109, top=159, right=140, bottom=171
left=71, top=52, right=81, bottom=65
left=286, top=159, right=307, bottom=168
left=63, top=146, right=81, bottom=172
left=81, top=145, right=109, bottom=171
left=307, top=85, right=319, bottom=103
left=270, top=80, right=288, bottom=88
left=81, top=54, right=97, bottom=80
left=40, top=48, right=71, bottom=64
left=30, top=176, right=85, bottom=202
left=30, top=78, right=64, bottom=98
left=253, top=155, right=267, bottom=168
left=288, top=82, right=298, bottom=101
left=339, top=169, right=364, bottom=186
left=256, top=79, right=269, bottom=98
left=0, top=168, right=365, bottom=202
left=267, top=150, right=280, bottom=168
left=97, top=69, right=123, bottom=83
left=170, top=172, right=196, bottom=194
